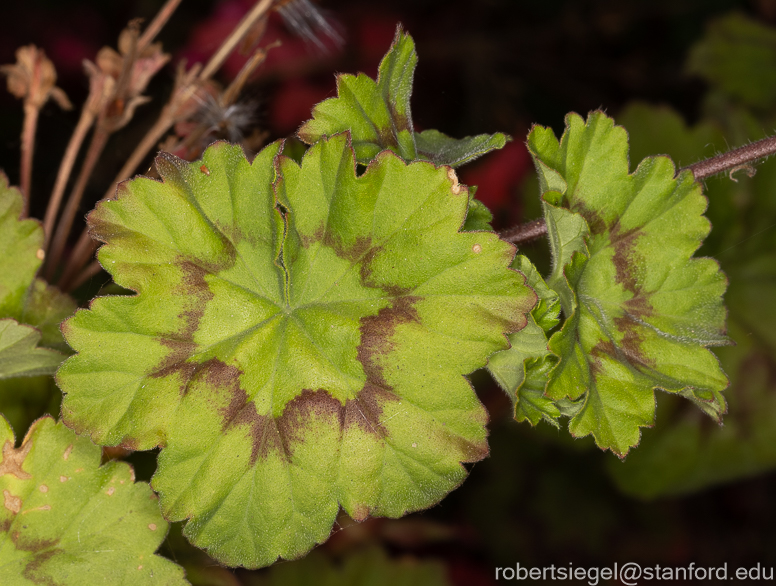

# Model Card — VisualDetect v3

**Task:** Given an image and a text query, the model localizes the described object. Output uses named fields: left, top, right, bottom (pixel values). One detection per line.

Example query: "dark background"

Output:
left=1, top=1, right=775, bottom=584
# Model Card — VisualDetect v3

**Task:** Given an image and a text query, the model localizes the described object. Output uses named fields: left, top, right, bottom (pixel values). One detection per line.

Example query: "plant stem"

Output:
left=137, top=0, right=184, bottom=52
left=682, top=134, right=776, bottom=180
left=43, top=107, right=97, bottom=247
left=499, top=219, right=547, bottom=246
left=58, top=229, right=97, bottom=291
left=500, top=132, right=776, bottom=247
left=199, top=0, right=276, bottom=81
left=46, top=128, right=110, bottom=281
left=64, top=0, right=277, bottom=287
left=66, top=259, right=104, bottom=292
left=19, top=101, right=40, bottom=216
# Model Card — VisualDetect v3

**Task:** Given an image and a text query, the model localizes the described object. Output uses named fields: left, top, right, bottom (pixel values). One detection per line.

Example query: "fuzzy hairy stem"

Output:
left=499, top=219, right=547, bottom=246
left=682, top=134, right=776, bottom=180
left=501, top=132, right=776, bottom=247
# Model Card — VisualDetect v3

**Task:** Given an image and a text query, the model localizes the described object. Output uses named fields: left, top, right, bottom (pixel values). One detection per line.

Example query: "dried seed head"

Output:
left=0, top=45, right=71, bottom=110
left=276, top=0, right=343, bottom=52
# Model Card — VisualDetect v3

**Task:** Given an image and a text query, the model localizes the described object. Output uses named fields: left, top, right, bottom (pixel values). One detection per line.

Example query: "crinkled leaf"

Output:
left=0, top=173, right=75, bottom=353
left=57, top=135, right=534, bottom=567
left=0, top=320, right=64, bottom=379
left=298, top=27, right=507, bottom=168
left=607, top=102, right=776, bottom=495
left=487, top=256, right=560, bottom=426
left=251, top=547, right=450, bottom=586
left=415, top=129, right=509, bottom=168
left=529, top=111, right=729, bottom=457
left=687, top=13, right=776, bottom=110
left=0, top=415, right=187, bottom=585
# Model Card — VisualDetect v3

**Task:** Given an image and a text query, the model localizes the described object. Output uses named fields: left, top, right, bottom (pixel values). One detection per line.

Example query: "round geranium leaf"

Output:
left=57, top=135, right=535, bottom=567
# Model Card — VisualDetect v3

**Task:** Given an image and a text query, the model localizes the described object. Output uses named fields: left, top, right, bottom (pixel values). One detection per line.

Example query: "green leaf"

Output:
left=57, top=135, right=535, bottom=567
left=415, top=130, right=509, bottom=168
left=251, top=547, right=450, bottom=586
left=0, top=320, right=64, bottom=379
left=0, top=415, right=187, bottom=585
left=529, top=111, right=729, bottom=457
left=298, top=26, right=417, bottom=163
left=0, top=174, right=43, bottom=319
left=687, top=13, right=776, bottom=110
left=0, top=173, right=75, bottom=353
left=462, top=186, right=494, bottom=232
left=607, top=102, right=776, bottom=495
left=298, top=27, right=507, bottom=168
left=487, top=256, right=560, bottom=426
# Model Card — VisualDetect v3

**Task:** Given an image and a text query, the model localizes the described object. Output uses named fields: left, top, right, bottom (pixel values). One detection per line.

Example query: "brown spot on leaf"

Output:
left=3, top=490, right=21, bottom=513
left=590, top=319, right=654, bottom=376
left=23, top=549, right=60, bottom=583
left=0, top=440, right=32, bottom=480
left=323, top=232, right=373, bottom=264
left=390, top=109, right=412, bottom=134
left=148, top=523, right=157, bottom=531
left=350, top=504, right=369, bottom=522
left=277, top=389, right=345, bottom=451
left=59, top=476, right=68, bottom=483
left=22, top=505, right=51, bottom=514
left=609, top=221, right=643, bottom=294
left=574, top=204, right=607, bottom=236
left=38, top=485, right=47, bottom=493
left=378, top=125, right=399, bottom=150
left=299, top=224, right=325, bottom=249
left=106, top=487, right=115, bottom=496
left=62, top=445, right=72, bottom=460
left=358, top=296, right=420, bottom=387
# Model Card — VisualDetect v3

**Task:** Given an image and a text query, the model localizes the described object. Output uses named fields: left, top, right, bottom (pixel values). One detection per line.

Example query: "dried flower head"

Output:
left=1, top=45, right=72, bottom=110
left=95, top=22, right=171, bottom=132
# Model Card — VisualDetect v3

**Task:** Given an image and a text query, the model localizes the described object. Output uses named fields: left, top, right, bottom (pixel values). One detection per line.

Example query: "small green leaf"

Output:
left=0, top=320, right=64, bottom=379
left=298, top=26, right=417, bottom=163
left=462, top=186, right=494, bottom=232
left=0, top=415, right=187, bottom=585
left=415, top=129, right=510, bottom=168
left=57, top=135, right=534, bottom=567
left=607, top=102, right=776, bottom=495
left=529, top=111, right=730, bottom=457
left=0, top=173, right=75, bottom=353
left=487, top=256, right=560, bottom=426
left=298, top=27, right=506, bottom=168
left=0, top=174, right=43, bottom=318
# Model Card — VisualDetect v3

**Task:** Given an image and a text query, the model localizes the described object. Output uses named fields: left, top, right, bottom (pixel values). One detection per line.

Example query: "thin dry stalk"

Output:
left=46, top=128, right=110, bottom=280
left=42, top=111, right=94, bottom=245
left=199, top=0, right=276, bottom=80
left=19, top=102, right=40, bottom=214
left=67, top=259, right=105, bottom=292
left=64, top=0, right=278, bottom=286
left=137, top=0, right=184, bottom=52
